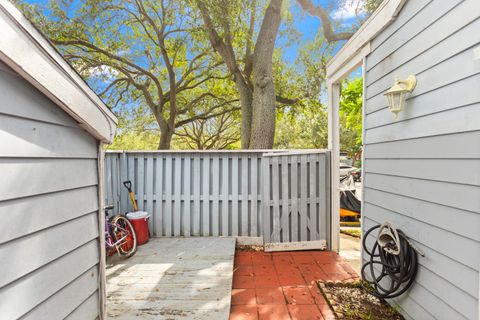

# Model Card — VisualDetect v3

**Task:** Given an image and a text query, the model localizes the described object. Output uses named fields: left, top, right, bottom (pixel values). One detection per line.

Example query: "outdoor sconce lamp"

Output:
left=384, top=75, right=417, bottom=117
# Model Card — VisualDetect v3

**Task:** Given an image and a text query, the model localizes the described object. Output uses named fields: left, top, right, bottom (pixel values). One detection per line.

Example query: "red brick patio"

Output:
left=230, top=250, right=359, bottom=320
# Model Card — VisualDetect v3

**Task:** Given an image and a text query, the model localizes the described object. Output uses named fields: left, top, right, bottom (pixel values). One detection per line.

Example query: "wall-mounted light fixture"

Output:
left=384, top=75, right=417, bottom=117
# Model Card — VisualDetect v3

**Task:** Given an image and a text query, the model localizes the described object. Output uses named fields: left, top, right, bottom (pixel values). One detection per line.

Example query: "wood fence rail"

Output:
left=105, top=150, right=330, bottom=241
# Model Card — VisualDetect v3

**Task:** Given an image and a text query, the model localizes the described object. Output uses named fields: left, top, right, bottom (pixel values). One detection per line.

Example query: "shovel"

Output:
left=123, top=180, right=138, bottom=211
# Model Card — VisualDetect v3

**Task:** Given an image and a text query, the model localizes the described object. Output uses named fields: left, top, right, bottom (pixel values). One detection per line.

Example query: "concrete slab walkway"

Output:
left=106, top=237, right=236, bottom=320
left=230, top=250, right=359, bottom=320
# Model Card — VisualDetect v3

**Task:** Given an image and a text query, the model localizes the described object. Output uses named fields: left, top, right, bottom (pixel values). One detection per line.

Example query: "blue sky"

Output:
left=22, top=0, right=363, bottom=93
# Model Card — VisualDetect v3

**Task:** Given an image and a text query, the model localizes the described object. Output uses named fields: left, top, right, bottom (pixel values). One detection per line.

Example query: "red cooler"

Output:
left=126, top=211, right=150, bottom=245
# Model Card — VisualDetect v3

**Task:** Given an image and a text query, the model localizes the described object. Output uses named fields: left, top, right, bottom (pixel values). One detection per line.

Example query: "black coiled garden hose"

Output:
left=361, top=223, right=423, bottom=299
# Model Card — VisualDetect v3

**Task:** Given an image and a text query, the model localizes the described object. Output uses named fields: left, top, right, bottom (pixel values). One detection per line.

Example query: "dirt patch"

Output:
left=318, top=281, right=404, bottom=320
left=236, top=245, right=264, bottom=252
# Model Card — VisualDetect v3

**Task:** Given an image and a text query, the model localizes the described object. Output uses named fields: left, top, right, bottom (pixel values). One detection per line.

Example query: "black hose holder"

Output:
left=361, top=222, right=424, bottom=299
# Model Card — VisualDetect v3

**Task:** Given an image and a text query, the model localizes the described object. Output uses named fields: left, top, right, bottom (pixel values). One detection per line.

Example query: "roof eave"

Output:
left=326, top=0, right=407, bottom=80
left=0, top=0, right=117, bottom=143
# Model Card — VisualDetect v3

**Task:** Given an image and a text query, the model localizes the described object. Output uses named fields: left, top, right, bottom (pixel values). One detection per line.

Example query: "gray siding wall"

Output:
left=363, top=1, right=480, bottom=319
left=0, top=61, right=101, bottom=319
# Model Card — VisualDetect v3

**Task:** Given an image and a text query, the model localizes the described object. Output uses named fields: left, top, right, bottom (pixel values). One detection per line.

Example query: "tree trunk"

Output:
left=158, top=126, right=174, bottom=149
left=249, top=0, right=283, bottom=149
left=158, top=131, right=173, bottom=149
left=235, top=77, right=253, bottom=149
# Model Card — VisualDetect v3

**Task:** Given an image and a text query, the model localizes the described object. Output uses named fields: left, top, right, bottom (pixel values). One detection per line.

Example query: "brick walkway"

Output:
left=230, top=251, right=359, bottom=320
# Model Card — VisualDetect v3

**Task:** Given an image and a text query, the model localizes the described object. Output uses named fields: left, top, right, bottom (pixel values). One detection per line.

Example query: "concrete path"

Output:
left=106, top=237, right=236, bottom=320
left=339, top=233, right=362, bottom=275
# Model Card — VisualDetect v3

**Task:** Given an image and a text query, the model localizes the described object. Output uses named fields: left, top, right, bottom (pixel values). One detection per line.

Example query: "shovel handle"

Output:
left=123, top=180, right=138, bottom=211
left=123, top=180, right=132, bottom=192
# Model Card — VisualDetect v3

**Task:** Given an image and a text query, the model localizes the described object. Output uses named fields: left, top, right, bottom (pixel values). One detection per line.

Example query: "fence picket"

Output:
left=184, top=156, right=191, bottom=236
left=104, top=150, right=330, bottom=247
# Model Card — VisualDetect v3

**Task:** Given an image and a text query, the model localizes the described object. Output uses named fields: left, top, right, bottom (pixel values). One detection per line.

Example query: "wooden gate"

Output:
left=262, top=151, right=330, bottom=251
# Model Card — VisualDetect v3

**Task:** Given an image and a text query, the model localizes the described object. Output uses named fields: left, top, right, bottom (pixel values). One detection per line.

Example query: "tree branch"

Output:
left=296, top=0, right=355, bottom=42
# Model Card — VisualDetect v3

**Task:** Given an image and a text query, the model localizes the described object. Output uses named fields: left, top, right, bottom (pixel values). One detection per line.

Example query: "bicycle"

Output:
left=104, top=204, right=137, bottom=258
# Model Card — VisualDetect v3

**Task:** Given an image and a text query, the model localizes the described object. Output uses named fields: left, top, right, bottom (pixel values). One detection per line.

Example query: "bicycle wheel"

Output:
left=111, top=215, right=137, bottom=258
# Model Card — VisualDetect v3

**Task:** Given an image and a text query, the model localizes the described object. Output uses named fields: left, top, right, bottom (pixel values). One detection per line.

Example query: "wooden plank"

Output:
left=251, top=156, right=258, bottom=237
left=221, top=156, right=229, bottom=236
left=0, top=114, right=97, bottom=158
left=105, top=238, right=235, bottom=320
left=164, top=155, right=172, bottom=236
left=369, top=0, right=431, bottom=51
left=65, top=291, right=99, bottom=320
left=23, top=266, right=98, bottom=320
left=111, top=155, right=119, bottom=214
left=317, top=155, right=327, bottom=240
left=271, top=156, right=280, bottom=243
left=0, top=158, right=98, bottom=202
left=365, top=74, right=480, bottom=127
left=280, top=156, right=290, bottom=242
left=105, top=156, right=113, bottom=209
left=365, top=173, right=480, bottom=213
left=202, top=155, right=210, bottom=236
left=212, top=155, right=220, bottom=236
left=0, top=213, right=98, bottom=288
left=364, top=204, right=480, bottom=270
left=364, top=158, right=480, bottom=186
left=264, top=240, right=327, bottom=252
left=362, top=217, right=479, bottom=304
left=119, top=153, right=129, bottom=213
left=365, top=188, right=480, bottom=242
left=241, top=155, right=249, bottom=235
left=0, top=240, right=98, bottom=319
left=145, top=155, right=154, bottom=233
left=174, top=156, right=182, bottom=236
left=262, top=157, right=271, bottom=243
left=0, top=186, right=98, bottom=244
left=367, top=0, right=460, bottom=71
left=365, top=103, right=480, bottom=144
left=309, top=155, right=318, bottom=240
left=136, top=155, right=145, bottom=211
left=367, top=8, right=480, bottom=87
left=299, top=155, right=308, bottom=241
left=183, top=156, right=191, bottom=236
left=154, top=155, right=163, bottom=236
left=0, top=66, right=79, bottom=127
left=127, top=155, right=135, bottom=212
left=290, top=156, right=299, bottom=242
left=367, top=44, right=480, bottom=101
left=193, top=155, right=201, bottom=236
left=364, top=131, right=480, bottom=159
left=231, top=156, right=239, bottom=236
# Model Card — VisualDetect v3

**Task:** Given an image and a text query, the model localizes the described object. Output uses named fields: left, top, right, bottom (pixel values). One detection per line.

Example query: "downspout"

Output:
left=97, top=142, right=107, bottom=319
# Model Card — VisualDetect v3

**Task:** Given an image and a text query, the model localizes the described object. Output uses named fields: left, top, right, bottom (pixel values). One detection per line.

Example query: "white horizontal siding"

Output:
left=0, top=186, right=99, bottom=244
left=0, top=113, right=97, bottom=158
left=363, top=218, right=476, bottom=320
left=0, top=65, right=100, bottom=319
left=22, top=266, right=99, bottom=320
left=364, top=158, right=480, bottom=186
left=0, top=240, right=99, bottom=319
left=363, top=0, right=480, bottom=319
left=364, top=131, right=480, bottom=159
left=0, top=61, right=79, bottom=128
left=0, top=158, right=98, bottom=201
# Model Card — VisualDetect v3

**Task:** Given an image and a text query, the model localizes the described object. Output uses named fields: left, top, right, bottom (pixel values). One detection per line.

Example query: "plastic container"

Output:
left=126, top=211, right=150, bottom=245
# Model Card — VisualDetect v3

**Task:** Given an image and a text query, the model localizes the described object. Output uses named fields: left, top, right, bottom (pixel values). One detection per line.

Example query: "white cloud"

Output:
left=331, top=0, right=365, bottom=20
left=88, top=65, right=119, bottom=79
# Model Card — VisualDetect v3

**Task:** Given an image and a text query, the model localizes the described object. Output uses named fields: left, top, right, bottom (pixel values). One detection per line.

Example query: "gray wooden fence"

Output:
left=263, top=151, right=331, bottom=249
left=105, top=150, right=330, bottom=241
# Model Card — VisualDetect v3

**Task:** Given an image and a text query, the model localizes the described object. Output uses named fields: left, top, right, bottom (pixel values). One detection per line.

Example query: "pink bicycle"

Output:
left=104, top=205, right=137, bottom=258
